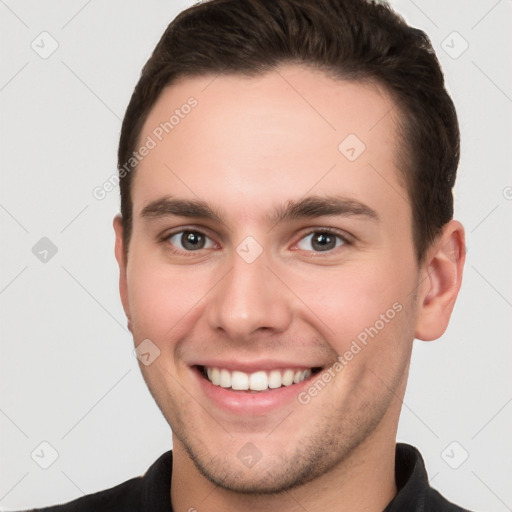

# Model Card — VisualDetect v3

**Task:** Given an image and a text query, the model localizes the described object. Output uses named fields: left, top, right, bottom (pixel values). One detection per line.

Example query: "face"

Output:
left=116, top=65, right=424, bottom=493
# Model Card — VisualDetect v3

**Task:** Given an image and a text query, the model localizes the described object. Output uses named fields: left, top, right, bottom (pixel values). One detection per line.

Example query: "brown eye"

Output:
left=167, top=230, right=215, bottom=251
left=297, top=231, right=346, bottom=252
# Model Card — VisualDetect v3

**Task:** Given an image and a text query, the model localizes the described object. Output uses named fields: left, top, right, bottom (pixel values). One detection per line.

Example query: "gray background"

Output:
left=1, top=1, right=511, bottom=510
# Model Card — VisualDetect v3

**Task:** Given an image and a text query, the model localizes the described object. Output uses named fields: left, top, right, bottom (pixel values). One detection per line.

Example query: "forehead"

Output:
left=132, top=65, right=408, bottom=225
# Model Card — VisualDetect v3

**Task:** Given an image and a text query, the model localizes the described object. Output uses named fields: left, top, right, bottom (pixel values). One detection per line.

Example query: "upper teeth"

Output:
left=205, top=367, right=312, bottom=391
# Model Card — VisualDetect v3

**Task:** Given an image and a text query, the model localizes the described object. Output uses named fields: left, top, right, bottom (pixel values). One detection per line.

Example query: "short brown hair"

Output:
left=118, top=0, right=459, bottom=264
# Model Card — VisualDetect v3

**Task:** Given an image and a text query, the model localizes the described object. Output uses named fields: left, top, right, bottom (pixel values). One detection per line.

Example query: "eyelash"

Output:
left=160, top=227, right=352, bottom=257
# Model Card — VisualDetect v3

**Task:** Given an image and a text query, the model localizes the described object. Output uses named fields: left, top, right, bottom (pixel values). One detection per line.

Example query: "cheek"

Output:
left=295, top=266, right=415, bottom=403
left=289, top=260, right=412, bottom=352
left=126, top=253, right=210, bottom=343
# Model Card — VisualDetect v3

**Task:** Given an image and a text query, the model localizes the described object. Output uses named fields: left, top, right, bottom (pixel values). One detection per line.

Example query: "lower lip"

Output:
left=192, top=367, right=317, bottom=415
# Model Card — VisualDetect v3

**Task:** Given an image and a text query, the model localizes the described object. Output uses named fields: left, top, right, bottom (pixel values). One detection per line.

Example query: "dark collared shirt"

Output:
left=20, top=443, right=473, bottom=511
left=383, top=443, right=472, bottom=512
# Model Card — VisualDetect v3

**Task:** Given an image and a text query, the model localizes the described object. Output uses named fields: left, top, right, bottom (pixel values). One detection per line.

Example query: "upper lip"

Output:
left=190, top=359, right=327, bottom=373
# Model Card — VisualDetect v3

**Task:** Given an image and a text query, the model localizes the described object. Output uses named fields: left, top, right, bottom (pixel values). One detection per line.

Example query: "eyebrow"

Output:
left=140, top=195, right=379, bottom=225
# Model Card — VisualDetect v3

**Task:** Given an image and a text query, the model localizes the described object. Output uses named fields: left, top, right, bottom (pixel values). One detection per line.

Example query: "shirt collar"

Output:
left=383, top=442, right=430, bottom=511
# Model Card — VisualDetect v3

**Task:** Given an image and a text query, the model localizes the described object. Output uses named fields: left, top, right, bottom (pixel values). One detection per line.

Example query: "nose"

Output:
left=206, top=248, right=292, bottom=342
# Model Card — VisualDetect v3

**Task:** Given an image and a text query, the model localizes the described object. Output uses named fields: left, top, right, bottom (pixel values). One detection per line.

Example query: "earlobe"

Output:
left=113, top=214, right=131, bottom=323
left=415, top=220, right=466, bottom=341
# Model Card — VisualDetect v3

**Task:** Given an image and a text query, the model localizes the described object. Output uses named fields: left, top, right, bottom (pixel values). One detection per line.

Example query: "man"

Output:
left=22, top=0, right=471, bottom=510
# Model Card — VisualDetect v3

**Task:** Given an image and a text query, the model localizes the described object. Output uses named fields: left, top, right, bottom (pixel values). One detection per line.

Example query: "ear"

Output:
left=415, top=220, right=466, bottom=341
left=113, top=214, right=132, bottom=332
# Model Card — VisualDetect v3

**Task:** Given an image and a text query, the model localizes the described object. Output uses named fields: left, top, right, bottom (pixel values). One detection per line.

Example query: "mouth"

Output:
left=195, top=365, right=323, bottom=393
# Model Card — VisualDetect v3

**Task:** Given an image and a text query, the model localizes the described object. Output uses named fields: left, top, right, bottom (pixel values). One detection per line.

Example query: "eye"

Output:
left=296, top=230, right=347, bottom=252
left=166, top=230, right=216, bottom=252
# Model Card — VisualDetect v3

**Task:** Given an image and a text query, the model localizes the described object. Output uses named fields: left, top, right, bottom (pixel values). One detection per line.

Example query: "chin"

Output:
left=191, top=454, right=323, bottom=495
left=178, top=427, right=363, bottom=496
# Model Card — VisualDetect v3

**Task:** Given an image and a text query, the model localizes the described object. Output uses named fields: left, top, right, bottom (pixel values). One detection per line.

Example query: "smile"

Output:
left=198, top=365, right=322, bottom=392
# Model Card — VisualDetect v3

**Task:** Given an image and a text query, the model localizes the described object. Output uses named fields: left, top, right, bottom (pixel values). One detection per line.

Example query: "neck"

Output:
left=170, top=422, right=398, bottom=512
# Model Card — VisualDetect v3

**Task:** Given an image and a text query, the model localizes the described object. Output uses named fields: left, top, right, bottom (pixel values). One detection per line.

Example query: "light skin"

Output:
left=113, top=65, right=465, bottom=512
